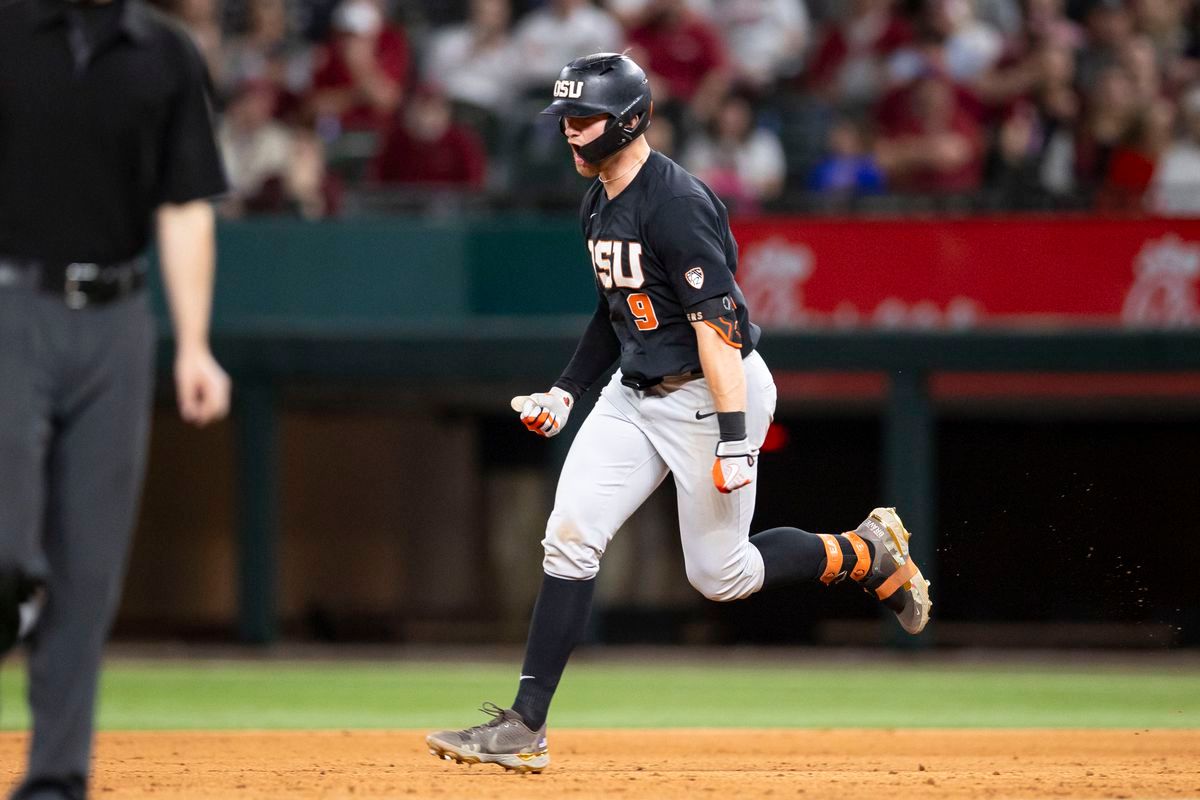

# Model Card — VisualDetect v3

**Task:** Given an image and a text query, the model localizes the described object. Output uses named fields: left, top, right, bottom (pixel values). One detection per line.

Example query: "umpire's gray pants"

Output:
left=0, top=286, right=155, bottom=800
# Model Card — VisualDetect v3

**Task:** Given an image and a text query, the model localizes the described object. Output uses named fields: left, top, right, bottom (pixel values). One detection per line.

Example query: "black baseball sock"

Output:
left=750, top=528, right=874, bottom=590
left=511, top=573, right=595, bottom=731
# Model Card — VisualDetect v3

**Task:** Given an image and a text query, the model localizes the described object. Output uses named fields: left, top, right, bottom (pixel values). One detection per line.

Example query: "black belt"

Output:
left=625, top=371, right=704, bottom=394
left=0, top=256, right=147, bottom=309
left=624, top=345, right=757, bottom=394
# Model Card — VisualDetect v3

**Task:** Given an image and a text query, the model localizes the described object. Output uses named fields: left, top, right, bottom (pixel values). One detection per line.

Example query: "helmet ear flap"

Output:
left=629, top=100, right=653, bottom=139
left=576, top=100, right=653, bottom=164
left=617, top=100, right=653, bottom=148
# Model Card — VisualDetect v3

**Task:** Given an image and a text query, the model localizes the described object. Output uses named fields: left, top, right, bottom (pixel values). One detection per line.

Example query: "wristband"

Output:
left=716, top=411, right=746, bottom=442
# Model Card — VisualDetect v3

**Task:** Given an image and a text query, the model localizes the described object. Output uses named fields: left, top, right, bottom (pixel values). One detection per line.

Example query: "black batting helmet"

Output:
left=540, top=53, right=653, bottom=165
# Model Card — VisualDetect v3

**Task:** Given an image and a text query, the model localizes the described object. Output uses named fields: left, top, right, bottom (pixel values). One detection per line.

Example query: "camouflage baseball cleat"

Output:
left=426, top=703, right=549, bottom=773
left=852, top=507, right=933, bottom=634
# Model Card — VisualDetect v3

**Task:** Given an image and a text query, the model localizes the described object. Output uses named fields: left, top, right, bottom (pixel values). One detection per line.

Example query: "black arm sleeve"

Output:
left=553, top=296, right=620, bottom=399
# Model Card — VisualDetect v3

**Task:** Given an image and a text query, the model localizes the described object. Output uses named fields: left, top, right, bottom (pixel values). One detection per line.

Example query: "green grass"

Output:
left=2, top=659, right=1198, bottom=731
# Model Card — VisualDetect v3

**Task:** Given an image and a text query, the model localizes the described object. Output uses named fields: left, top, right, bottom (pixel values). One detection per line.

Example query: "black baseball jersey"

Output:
left=556, top=150, right=760, bottom=394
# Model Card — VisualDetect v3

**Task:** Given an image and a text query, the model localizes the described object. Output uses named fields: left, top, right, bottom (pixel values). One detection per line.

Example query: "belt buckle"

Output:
left=64, top=262, right=99, bottom=310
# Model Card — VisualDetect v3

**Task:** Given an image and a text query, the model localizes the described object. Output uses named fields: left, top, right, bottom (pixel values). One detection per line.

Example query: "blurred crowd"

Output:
left=163, top=0, right=1200, bottom=217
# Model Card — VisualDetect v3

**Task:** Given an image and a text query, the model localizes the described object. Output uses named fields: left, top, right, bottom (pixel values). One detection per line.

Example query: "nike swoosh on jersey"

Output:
left=695, top=411, right=716, bottom=420
left=520, top=674, right=536, bottom=681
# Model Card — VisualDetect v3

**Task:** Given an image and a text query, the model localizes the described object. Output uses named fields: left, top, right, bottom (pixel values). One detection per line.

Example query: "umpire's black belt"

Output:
left=0, top=256, right=147, bottom=309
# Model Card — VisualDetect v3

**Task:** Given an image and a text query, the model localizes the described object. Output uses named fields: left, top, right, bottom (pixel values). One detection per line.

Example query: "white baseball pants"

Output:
left=542, top=351, right=777, bottom=601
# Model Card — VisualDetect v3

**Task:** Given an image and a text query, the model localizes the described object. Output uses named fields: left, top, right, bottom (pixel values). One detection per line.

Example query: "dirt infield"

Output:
left=2, top=729, right=1198, bottom=799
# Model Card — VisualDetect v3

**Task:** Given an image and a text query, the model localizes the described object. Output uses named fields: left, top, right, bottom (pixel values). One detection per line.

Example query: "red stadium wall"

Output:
left=731, top=217, right=1200, bottom=330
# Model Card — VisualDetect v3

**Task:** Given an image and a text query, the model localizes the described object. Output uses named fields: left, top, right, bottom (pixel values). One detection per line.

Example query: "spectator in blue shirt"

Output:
left=807, top=117, right=886, bottom=195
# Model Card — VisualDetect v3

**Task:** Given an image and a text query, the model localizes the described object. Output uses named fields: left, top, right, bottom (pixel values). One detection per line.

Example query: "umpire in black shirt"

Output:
left=0, top=0, right=230, bottom=796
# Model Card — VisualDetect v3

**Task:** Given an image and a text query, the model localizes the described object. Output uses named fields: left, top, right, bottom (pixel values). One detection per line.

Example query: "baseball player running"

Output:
left=426, top=53, right=931, bottom=773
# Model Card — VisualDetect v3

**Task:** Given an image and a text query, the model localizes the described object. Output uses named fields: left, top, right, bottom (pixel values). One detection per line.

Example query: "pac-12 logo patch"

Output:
left=685, top=267, right=705, bottom=289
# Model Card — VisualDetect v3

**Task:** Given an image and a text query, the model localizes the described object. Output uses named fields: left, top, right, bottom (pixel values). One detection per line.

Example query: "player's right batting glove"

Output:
left=712, top=411, right=756, bottom=493
left=514, top=387, right=573, bottom=438
left=713, top=438, right=756, bottom=493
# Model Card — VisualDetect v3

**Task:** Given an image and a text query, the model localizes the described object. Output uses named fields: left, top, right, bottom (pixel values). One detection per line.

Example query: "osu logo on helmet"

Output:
left=553, top=80, right=584, bottom=99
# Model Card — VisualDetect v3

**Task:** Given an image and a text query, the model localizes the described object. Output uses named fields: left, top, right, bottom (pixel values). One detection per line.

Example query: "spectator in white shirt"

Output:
left=605, top=0, right=713, bottom=27
left=1150, top=85, right=1200, bottom=215
left=682, top=93, right=787, bottom=213
left=513, top=0, right=624, bottom=93
left=709, top=0, right=810, bottom=90
left=219, top=80, right=292, bottom=207
left=888, top=0, right=1004, bottom=86
left=424, top=0, right=519, bottom=116
left=219, top=80, right=330, bottom=218
left=221, top=0, right=314, bottom=103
